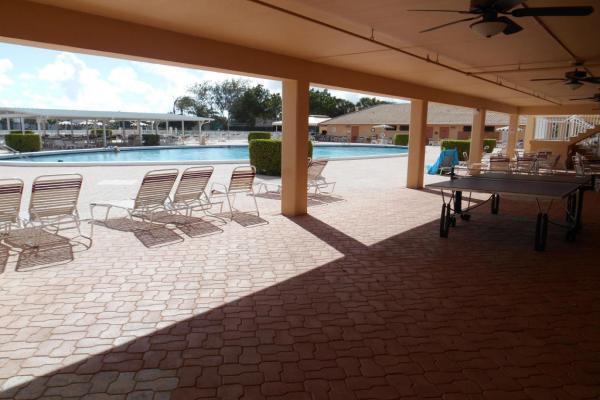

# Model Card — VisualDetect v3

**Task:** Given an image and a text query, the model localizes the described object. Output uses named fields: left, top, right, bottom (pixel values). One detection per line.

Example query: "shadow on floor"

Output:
left=254, top=191, right=345, bottom=207
left=2, top=196, right=600, bottom=399
left=2, top=228, right=76, bottom=271
left=94, top=218, right=183, bottom=248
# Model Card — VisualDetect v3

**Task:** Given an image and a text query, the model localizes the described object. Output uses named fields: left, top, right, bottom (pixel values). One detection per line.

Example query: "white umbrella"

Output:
left=58, top=121, right=72, bottom=125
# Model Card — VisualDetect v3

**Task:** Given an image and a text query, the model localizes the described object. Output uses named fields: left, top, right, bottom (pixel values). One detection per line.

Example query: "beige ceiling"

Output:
left=29, top=0, right=600, bottom=108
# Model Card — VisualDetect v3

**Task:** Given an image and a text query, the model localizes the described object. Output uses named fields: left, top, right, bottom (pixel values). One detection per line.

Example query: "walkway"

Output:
left=0, top=154, right=599, bottom=399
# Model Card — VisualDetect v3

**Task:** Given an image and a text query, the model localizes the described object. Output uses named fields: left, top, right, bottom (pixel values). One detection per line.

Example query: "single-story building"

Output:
left=319, top=103, right=527, bottom=142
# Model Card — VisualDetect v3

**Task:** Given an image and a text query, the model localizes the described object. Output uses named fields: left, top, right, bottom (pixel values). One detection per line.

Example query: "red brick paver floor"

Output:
left=0, top=159, right=599, bottom=399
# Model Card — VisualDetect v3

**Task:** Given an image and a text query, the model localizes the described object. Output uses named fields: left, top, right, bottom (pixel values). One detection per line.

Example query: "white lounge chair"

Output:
left=90, top=169, right=179, bottom=224
left=211, top=165, right=259, bottom=219
left=167, top=166, right=220, bottom=217
left=27, top=174, right=87, bottom=243
left=307, top=159, right=336, bottom=194
left=0, top=179, right=24, bottom=238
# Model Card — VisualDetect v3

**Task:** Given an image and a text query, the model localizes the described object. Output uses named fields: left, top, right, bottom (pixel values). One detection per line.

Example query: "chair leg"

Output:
left=251, top=190, right=260, bottom=217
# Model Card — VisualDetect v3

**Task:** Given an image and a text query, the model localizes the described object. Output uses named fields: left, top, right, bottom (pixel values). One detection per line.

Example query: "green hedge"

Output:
left=247, top=131, right=271, bottom=141
left=142, top=134, right=160, bottom=146
left=5, top=132, right=41, bottom=152
left=440, top=139, right=496, bottom=161
left=394, top=134, right=409, bottom=146
left=249, top=139, right=313, bottom=176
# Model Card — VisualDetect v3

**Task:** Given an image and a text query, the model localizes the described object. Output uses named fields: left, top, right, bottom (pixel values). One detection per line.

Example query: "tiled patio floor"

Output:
left=0, top=156, right=599, bottom=399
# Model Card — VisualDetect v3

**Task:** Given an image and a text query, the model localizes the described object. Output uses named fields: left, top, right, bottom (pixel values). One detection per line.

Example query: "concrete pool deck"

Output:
left=0, top=148, right=599, bottom=399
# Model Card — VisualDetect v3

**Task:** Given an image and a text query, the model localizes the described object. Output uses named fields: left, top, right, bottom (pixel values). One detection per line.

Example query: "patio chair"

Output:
left=90, top=169, right=179, bottom=223
left=488, top=156, right=511, bottom=172
left=210, top=165, right=259, bottom=218
left=27, top=174, right=87, bottom=242
left=438, top=153, right=455, bottom=175
left=0, top=179, right=24, bottom=238
left=515, top=154, right=537, bottom=173
left=308, top=159, right=336, bottom=194
left=167, top=166, right=220, bottom=216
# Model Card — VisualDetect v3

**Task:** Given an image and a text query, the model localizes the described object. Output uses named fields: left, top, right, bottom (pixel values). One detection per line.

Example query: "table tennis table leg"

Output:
left=534, top=212, right=548, bottom=251
left=491, top=193, right=500, bottom=215
left=575, top=187, right=584, bottom=233
left=454, top=191, right=462, bottom=214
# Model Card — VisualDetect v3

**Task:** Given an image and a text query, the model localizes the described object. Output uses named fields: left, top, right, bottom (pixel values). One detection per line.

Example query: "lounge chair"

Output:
left=90, top=169, right=179, bottom=223
left=438, top=154, right=455, bottom=175
left=167, top=166, right=219, bottom=216
left=27, top=174, right=87, bottom=241
left=0, top=179, right=24, bottom=237
left=307, top=159, right=336, bottom=194
left=210, top=165, right=259, bottom=218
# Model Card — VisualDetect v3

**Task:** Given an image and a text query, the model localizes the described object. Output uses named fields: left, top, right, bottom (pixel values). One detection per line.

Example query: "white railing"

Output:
left=534, top=114, right=600, bottom=141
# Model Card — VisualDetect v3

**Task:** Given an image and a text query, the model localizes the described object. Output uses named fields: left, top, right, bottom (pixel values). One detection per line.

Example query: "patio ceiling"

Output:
left=2, top=0, right=599, bottom=114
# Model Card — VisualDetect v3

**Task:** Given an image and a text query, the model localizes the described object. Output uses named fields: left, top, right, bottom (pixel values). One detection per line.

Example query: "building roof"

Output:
left=272, top=115, right=330, bottom=127
left=0, top=107, right=212, bottom=122
left=320, top=103, right=527, bottom=127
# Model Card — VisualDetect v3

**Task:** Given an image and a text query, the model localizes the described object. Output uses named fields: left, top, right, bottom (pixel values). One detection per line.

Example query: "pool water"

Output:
left=3, top=145, right=407, bottom=163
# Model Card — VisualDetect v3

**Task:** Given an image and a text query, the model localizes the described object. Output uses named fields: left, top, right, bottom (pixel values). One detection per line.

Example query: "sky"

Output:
left=0, top=42, right=401, bottom=114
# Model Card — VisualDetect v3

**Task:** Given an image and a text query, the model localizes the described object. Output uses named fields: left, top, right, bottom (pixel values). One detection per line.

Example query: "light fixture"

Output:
left=470, top=20, right=507, bottom=38
left=566, top=80, right=583, bottom=90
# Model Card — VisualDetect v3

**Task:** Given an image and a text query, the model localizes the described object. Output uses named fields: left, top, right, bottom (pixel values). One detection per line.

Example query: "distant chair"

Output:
left=0, top=179, right=24, bottom=237
left=515, top=154, right=537, bottom=173
left=211, top=166, right=259, bottom=219
left=488, top=156, right=511, bottom=172
left=438, top=153, right=455, bottom=175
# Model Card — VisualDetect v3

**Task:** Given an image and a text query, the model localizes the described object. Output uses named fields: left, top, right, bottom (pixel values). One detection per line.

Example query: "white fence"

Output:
left=534, top=115, right=600, bottom=141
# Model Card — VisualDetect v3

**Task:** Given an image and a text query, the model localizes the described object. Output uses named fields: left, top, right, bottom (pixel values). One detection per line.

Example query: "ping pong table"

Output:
left=425, top=172, right=594, bottom=251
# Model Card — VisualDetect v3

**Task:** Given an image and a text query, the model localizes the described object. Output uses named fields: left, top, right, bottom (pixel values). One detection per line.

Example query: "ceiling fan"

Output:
left=531, top=69, right=600, bottom=90
left=570, top=93, right=600, bottom=102
left=409, top=0, right=594, bottom=38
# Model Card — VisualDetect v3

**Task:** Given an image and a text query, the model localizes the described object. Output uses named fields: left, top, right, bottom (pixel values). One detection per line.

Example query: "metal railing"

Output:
left=534, top=114, right=600, bottom=141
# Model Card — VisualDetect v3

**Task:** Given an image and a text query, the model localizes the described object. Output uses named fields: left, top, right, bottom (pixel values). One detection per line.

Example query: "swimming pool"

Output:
left=0, top=144, right=408, bottom=165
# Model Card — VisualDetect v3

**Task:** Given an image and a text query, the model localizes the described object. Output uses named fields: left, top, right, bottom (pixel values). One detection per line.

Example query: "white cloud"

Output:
left=0, top=59, right=13, bottom=90
left=38, top=53, right=78, bottom=82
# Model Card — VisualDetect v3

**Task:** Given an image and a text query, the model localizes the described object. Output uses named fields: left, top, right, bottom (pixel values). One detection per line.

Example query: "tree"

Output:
left=173, top=96, right=198, bottom=115
left=188, top=79, right=250, bottom=130
left=356, top=97, right=388, bottom=110
left=230, top=85, right=281, bottom=126
left=309, top=89, right=355, bottom=117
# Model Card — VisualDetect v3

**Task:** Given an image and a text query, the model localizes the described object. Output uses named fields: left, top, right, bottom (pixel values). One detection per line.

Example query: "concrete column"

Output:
left=406, top=99, right=428, bottom=189
left=506, top=114, right=519, bottom=159
left=137, top=120, right=142, bottom=145
left=468, top=108, right=486, bottom=165
left=281, top=79, right=309, bottom=216
left=523, top=116, right=535, bottom=152
left=102, top=123, right=107, bottom=147
left=6, top=118, right=10, bottom=131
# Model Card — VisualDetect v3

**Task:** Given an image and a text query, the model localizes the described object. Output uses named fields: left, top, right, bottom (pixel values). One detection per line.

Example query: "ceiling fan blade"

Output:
left=491, top=0, right=525, bottom=13
left=530, top=78, right=565, bottom=81
left=408, top=9, right=473, bottom=14
left=419, top=16, right=480, bottom=33
left=570, top=97, right=595, bottom=101
left=581, top=76, right=600, bottom=84
left=497, top=16, right=523, bottom=35
left=511, top=6, right=594, bottom=17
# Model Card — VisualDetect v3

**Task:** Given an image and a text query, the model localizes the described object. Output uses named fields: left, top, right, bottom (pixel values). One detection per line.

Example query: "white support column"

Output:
left=406, top=99, right=428, bottom=189
left=102, top=122, right=107, bottom=147
left=20, top=117, right=25, bottom=134
left=181, top=120, right=185, bottom=136
left=506, top=114, right=519, bottom=159
left=468, top=108, right=486, bottom=165
left=281, top=79, right=309, bottom=216
left=36, top=118, right=41, bottom=134
left=6, top=117, right=11, bottom=131
left=137, top=120, right=142, bottom=146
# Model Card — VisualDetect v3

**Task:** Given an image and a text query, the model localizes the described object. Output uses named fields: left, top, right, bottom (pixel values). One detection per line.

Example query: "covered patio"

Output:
left=0, top=0, right=599, bottom=398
